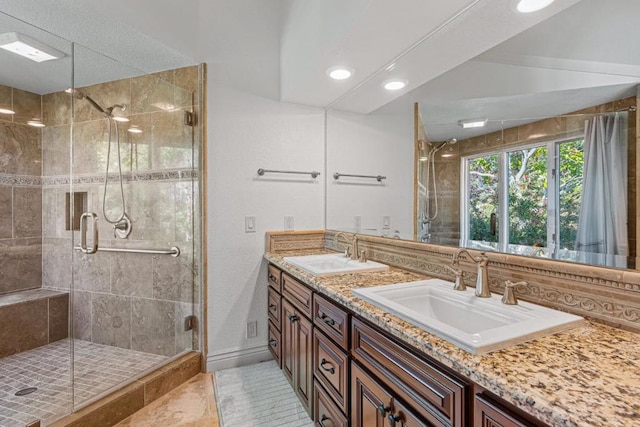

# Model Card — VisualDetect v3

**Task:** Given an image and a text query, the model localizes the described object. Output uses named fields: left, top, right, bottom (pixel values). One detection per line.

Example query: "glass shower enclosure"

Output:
left=0, top=11, right=202, bottom=426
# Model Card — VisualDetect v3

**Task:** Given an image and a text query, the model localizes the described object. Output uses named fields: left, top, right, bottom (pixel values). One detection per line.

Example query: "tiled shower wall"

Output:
left=425, top=96, right=638, bottom=253
left=0, top=85, right=43, bottom=295
left=41, top=66, right=201, bottom=357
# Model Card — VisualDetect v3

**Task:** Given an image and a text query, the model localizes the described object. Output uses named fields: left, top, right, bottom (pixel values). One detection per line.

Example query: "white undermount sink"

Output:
left=352, top=279, right=584, bottom=354
left=283, top=253, right=389, bottom=277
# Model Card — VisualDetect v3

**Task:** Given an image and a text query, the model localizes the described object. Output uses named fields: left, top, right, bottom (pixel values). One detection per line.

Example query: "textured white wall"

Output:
left=199, top=0, right=325, bottom=370
left=326, top=105, right=414, bottom=239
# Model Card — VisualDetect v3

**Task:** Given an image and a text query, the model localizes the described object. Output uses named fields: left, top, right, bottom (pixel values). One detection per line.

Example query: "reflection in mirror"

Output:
left=326, top=0, right=640, bottom=270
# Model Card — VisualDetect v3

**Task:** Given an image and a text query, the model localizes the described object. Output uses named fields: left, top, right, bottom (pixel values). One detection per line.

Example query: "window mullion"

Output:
left=498, top=151, right=509, bottom=253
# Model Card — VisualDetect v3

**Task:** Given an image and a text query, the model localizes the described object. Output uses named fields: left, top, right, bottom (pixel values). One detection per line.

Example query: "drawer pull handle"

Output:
left=388, top=413, right=401, bottom=426
left=320, top=358, right=335, bottom=374
left=268, top=274, right=278, bottom=282
left=319, top=312, right=335, bottom=326
left=269, top=339, right=277, bottom=348
left=319, top=414, right=332, bottom=427
left=377, top=405, right=390, bottom=416
left=269, top=304, right=277, bottom=312
left=288, top=314, right=298, bottom=323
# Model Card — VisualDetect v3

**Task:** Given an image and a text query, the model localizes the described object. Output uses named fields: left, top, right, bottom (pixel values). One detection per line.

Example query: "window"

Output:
left=461, top=137, right=584, bottom=258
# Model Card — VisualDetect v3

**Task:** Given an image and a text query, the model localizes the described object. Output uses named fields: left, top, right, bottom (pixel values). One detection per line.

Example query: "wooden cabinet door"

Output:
left=281, top=299, right=296, bottom=387
left=295, top=314, right=313, bottom=416
left=474, top=394, right=532, bottom=427
left=351, top=361, right=393, bottom=427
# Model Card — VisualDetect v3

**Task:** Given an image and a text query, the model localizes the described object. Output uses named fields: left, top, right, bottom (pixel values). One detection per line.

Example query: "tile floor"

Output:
left=0, top=339, right=167, bottom=427
left=115, top=373, right=219, bottom=427
left=214, top=361, right=314, bottom=427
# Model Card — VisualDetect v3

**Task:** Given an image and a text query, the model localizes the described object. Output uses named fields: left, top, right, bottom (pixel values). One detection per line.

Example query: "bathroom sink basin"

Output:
left=283, top=253, right=389, bottom=277
left=352, top=279, right=584, bottom=354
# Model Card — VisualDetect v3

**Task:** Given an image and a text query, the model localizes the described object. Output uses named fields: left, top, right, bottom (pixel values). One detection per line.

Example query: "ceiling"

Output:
left=1, top=0, right=638, bottom=135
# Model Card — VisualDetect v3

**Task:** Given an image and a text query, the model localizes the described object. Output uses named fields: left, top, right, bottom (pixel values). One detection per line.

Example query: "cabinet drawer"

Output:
left=313, top=293, right=349, bottom=350
left=268, top=287, right=281, bottom=330
left=474, top=393, right=548, bottom=427
left=268, top=320, right=281, bottom=368
left=314, top=329, right=349, bottom=415
left=352, top=319, right=466, bottom=427
left=314, top=380, right=348, bottom=427
left=282, top=273, right=313, bottom=318
left=268, top=264, right=282, bottom=293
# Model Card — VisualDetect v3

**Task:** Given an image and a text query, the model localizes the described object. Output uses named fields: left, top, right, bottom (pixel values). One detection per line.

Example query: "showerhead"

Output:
left=433, top=138, right=458, bottom=150
left=65, top=88, right=85, bottom=100
left=446, top=138, right=458, bottom=145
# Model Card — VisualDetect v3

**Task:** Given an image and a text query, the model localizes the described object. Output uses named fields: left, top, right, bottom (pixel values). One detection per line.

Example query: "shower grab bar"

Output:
left=257, top=168, right=320, bottom=179
left=74, top=245, right=181, bottom=257
left=79, top=212, right=99, bottom=255
left=333, top=172, right=386, bottom=182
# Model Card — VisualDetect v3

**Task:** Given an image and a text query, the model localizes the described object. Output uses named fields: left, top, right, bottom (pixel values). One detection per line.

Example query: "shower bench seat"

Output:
left=0, top=288, right=69, bottom=358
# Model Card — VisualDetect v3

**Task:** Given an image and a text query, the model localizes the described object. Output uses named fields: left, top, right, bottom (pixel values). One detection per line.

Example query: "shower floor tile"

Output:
left=0, top=339, right=168, bottom=427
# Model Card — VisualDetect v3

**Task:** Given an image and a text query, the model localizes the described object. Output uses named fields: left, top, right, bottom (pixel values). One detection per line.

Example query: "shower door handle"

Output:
left=80, top=212, right=99, bottom=254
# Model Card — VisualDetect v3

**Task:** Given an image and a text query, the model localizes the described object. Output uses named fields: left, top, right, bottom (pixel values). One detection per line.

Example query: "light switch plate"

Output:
left=245, top=215, right=256, bottom=233
left=284, top=215, right=294, bottom=231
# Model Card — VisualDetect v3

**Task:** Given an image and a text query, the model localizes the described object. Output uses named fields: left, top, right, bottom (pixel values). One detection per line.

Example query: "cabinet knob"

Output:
left=269, top=339, right=277, bottom=348
left=319, top=312, right=336, bottom=326
left=377, top=405, right=390, bottom=416
left=320, top=358, right=335, bottom=375
left=268, top=274, right=277, bottom=282
left=388, top=413, right=401, bottom=426
left=269, top=303, right=277, bottom=312
left=319, top=414, right=332, bottom=427
left=288, top=314, right=298, bottom=323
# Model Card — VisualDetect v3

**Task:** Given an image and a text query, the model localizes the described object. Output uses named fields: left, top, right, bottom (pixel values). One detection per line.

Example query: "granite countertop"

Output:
left=265, top=251, right=640, bottom=427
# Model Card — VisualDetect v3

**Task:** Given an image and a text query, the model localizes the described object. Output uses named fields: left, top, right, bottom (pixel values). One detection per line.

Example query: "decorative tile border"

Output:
left=0, top=174, right=42, bottom=187
left=1, top=170, right=199, bottom=188
left=42, top=169, right=199, bottom=186
left=324, top=230, right=640, bottom=332
left=265, top=230, right=325, bottom=253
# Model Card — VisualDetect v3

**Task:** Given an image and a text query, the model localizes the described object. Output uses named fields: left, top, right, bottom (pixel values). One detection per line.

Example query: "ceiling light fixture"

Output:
left=458, top=118, right=488, bottom=129
left=112, top=116, right=130, bottom=123
left=326, top=67, right=353, bottom=80
left=515, top=0, right=555, bottom=13
left=127, top=125, right=143, bottom=134
left=0, top=108, right=15, bottom=115
left=383, top=80, right=407, bottom=91
left=27, top=119, right=45, bottom=128
left=0, top=32, right=64, bottom=62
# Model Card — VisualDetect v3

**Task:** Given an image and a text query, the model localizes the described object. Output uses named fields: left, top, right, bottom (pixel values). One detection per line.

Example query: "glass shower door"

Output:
left=69, top=43, right=200, bottom=410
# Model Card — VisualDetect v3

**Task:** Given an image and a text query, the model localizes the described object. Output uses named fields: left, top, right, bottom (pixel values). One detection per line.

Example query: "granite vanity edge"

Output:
left=264, top=251, right=639, bottom=427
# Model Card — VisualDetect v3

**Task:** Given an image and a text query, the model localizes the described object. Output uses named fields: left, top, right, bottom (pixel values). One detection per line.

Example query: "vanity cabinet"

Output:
left=281, top=277, right=314, bottom=416
left=267, top=267, right=282, bottom=367
left=267, top=263, right=550, bottom=427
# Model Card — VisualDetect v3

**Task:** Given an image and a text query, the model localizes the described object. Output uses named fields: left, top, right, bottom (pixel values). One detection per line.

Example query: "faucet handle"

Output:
left=359, top=250, right=368, bottom=263
left=444, top=265, right=466, bottom=291
left=344, top=246, right=352, bottom=258
left=502, top=281, right=528, bottom=305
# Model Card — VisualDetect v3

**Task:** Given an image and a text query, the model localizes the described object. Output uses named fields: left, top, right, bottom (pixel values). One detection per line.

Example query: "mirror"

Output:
left=326, top=0, right=640, bottom=270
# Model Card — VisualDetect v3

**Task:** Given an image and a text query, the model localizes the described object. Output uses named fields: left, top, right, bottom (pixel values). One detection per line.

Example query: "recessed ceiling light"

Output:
left=384, top=80, right=407, bottom=91
left=516, top=0, right=555, bottom=13
left=127, top=125, right=143, bottom=134
left=27, top=119, right=45, bottom=128
left=458, top=118, right=488, bottom=129
left=0, top=108, right=15, bottom=115
left=326, top=67, right=353, bottom=80
left=0, top=32, right=64, bottom=62
left=112, top=116, right=130, bottom=123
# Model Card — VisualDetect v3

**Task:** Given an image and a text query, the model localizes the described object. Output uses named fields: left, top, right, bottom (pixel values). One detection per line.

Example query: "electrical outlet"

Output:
left=354, top=216, right=362, bottom=233
left=284, top=215, right=294, bottom=231
left=244, top=216, right=256, bottom=233
left=382, top=216, right=391, bottom=229
left=246, top=320, right=257, bottom=338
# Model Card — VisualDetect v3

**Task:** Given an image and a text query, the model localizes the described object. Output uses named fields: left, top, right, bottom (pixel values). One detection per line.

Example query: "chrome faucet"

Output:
left=452, top=248, right=491, bottom=297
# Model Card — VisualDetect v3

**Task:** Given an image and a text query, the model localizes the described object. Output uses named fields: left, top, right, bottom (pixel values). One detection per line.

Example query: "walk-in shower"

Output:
left=0, top=11, right=202, bottom=426
left=69, top=89, right=132, bottom=239
left=419, top=137, right=458, bottom=242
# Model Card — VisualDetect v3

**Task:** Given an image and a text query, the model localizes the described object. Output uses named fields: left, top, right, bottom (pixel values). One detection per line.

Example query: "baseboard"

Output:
left=206, top=345, right=273, bottom=372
